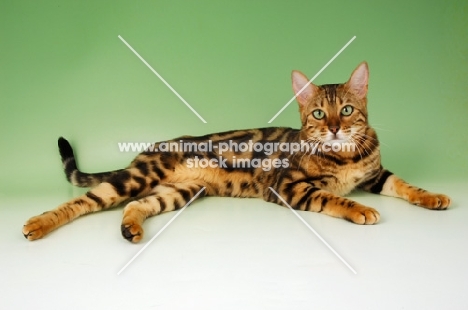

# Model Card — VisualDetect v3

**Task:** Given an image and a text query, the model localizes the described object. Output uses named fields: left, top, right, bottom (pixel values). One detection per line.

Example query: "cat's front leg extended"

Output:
left=267, top=182, right=380, bottom=224
left=360, top=168, right=451, bottom=209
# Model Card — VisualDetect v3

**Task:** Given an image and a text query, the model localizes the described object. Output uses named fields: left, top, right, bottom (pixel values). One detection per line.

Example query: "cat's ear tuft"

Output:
left=346, top=62, right=369, bottom=99
left=292, top=70, right=316, bottom=107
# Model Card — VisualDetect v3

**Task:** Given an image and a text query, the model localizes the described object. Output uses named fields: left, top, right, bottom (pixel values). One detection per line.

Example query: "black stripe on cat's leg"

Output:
left=134, top=160, right=150, bottom=176
left=107, top=170, right=132, bottom=196
left=150, top=160, right=166, bottom=179
left=361, top=168, right=394, bottom=194
left=268, top=179, right=321, bottom=210
left=262, top=187, right=281, bottom=205
left=296, top=187, right=321, bottom=210
left=85, top=192, right=105, bottom=208
left=130, top=176, right=148, bottom=197
left=369, top=170, right=393, bottom=193
left=319, top=197, right=329, bottom=212
left=178, top=188, right=192, bottom=204
left=157, top=197, right=167, bottom=212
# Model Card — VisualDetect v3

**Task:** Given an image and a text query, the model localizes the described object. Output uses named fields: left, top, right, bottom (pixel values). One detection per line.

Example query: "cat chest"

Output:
left=325, top=168, right=366, bottom=196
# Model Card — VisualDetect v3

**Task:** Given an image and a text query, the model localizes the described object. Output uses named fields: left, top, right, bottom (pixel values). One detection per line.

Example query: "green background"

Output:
left=1, top=0, right=467, bottom=196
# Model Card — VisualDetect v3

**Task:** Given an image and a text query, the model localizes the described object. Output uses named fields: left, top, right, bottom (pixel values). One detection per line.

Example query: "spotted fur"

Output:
left=23, top=62, right=451, bottom=242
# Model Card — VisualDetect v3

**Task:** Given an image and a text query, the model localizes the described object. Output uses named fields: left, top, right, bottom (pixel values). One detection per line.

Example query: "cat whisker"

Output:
left=351, top=133, right=379, bottom=148
left=352, top=135, right=373, bottom=153
left=356, top=139, right=373, bottom=157
left=370, top=124, right=391, bottom=132
left=295, top=137, right=322, bottom=170
left=347, top=137, right=364, bottom=160
left=352, top=132, right=389, bottom=148
left=348, top=134, right=376, bottom=159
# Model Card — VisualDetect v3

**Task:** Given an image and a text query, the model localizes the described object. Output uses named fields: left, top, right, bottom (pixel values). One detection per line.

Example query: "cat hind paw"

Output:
left=121, top=223, right=144, bottom=243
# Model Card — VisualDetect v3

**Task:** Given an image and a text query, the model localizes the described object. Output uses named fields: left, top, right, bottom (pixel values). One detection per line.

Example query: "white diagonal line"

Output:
left=268, top=36, right=356, bottom=123
left=268, top=187, right=357, bottom=274
left=117, top=187, right=206, bottom=275
left=118, top=35, right=207, bottom=123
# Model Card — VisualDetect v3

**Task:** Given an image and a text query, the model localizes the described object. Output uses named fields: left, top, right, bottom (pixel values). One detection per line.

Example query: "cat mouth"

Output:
left=308, top=133, right=350, bottom=144
left=326, top=134, right=349, bottom=142
left=328, top=138, right=348, bottom=143
left=311, top=137, right=349, bottom=145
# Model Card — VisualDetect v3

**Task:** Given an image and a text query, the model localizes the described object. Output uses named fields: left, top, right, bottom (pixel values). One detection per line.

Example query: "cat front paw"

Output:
left=23, top=213, right=55, bottom=241
left=345, top=206, right=380, bottom=225
left=410, top=192, right=451, bottom=210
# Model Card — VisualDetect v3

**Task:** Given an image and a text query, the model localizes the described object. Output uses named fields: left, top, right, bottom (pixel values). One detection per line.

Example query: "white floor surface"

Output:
left=1, top=183, right=467, bottom=309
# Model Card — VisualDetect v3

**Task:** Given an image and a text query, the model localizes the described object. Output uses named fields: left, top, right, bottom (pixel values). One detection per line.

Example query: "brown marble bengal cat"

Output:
left=22, top=62, right=451, bottom=243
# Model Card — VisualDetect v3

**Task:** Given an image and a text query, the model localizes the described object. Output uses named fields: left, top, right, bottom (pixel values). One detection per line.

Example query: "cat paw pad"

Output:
left=121, top=224, right=144, bottom=243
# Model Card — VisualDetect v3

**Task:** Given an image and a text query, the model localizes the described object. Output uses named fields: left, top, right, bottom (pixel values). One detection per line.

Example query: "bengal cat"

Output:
left=23, top=62, right=451, bottom=243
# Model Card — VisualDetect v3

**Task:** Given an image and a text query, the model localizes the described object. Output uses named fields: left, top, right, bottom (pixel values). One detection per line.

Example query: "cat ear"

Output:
left=346, top=62, right=369, bottom=99
left=292, top=70, right=317, bottom=107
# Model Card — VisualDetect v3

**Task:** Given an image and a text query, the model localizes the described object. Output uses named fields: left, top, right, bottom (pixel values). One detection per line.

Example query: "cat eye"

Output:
left=341, top=105, right=353, bottom=116
left=312, top=109, right=325, bottom=120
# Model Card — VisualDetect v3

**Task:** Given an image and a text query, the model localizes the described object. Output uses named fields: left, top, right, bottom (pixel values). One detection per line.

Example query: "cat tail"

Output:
left=58, top=137, right=122, bottom=187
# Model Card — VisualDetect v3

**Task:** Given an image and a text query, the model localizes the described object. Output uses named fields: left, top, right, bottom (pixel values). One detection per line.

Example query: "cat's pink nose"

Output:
left=329, top=126, right=339, bottom=134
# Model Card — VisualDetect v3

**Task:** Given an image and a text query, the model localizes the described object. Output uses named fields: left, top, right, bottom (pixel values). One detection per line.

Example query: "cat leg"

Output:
left=360, top=168, right=451, bottom=210
left=23, top=183, right=129, bottom=240
left=266, top=182, right=380, bottom=224
left=121, top=183, right=206, bottom=243
left=23, top=168, right=153, bottom=240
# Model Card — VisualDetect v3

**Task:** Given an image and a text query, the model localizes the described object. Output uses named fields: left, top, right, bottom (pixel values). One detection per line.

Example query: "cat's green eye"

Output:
left=341, top=105, right=353, bottom=116
left=312, top=109, right=325, bottom=120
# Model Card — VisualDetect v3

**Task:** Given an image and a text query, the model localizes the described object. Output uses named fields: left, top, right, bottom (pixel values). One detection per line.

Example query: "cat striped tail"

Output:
left=58, top=137, right=121, bottom=187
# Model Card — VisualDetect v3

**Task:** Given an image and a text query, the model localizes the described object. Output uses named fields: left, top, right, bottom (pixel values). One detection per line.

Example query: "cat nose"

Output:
left=329, top=126, right=340, bottom=134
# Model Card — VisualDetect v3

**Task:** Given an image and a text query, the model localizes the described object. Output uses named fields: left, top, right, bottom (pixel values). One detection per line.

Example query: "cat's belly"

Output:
left=165, top=164, right=264, bottom=198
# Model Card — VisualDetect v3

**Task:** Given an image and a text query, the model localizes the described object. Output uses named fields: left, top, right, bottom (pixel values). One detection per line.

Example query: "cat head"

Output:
left=292, top=62, right=370, bottom=145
